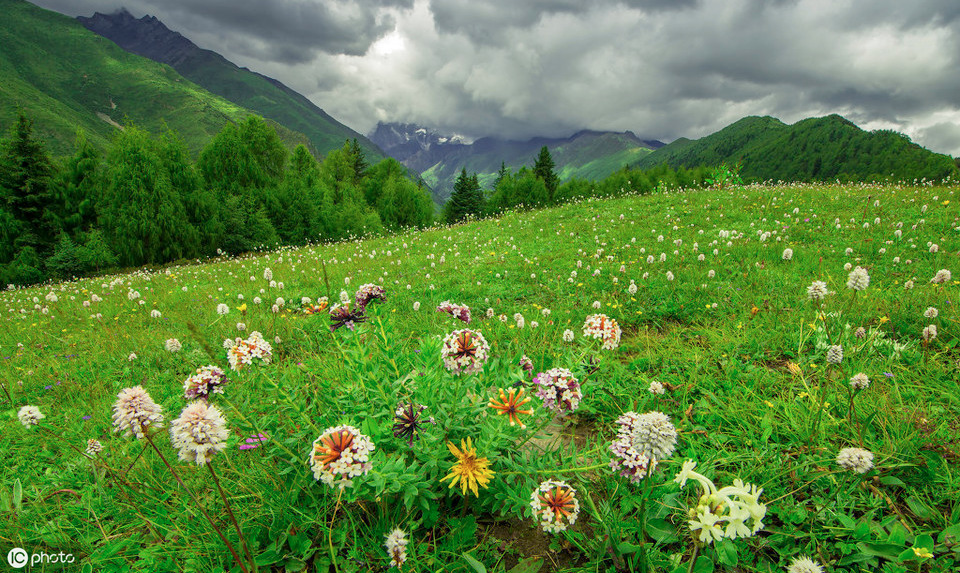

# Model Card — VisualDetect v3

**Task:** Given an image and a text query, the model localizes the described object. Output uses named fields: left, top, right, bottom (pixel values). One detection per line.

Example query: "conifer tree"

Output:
left=533, top=145, right=559, bottom=202
left=0, top=111, right=58, bottom=250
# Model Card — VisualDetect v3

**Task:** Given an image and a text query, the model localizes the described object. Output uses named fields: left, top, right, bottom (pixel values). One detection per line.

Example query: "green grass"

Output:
left=1, top=182, right=958, bottom=572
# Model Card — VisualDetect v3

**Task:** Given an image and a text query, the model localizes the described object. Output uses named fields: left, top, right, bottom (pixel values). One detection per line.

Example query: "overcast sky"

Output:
left=31, top=0, right=960, bottom=155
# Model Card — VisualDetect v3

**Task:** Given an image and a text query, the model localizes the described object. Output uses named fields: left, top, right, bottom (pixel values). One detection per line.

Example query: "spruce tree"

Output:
left=447, top=168, right=483, bottom=223
left=0, top=111, right=58, bottom=250
left=533, top=145, right=559, bottom=202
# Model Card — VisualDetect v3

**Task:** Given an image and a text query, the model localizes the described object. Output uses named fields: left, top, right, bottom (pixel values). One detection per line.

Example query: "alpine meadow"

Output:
left=2, top=0, right=960, bottom=573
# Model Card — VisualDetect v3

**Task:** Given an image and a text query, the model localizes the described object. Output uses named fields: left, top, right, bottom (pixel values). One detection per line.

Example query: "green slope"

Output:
left=635, top=114, right=958, bottom=182
left=0, top=0, right=307, bottom=156
left=78, top=9, right=384, bottom=161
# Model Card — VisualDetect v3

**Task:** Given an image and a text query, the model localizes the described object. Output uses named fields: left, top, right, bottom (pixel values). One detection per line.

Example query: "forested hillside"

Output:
left=0, top=113, right=433, bottom=286
left=635, top=115, right=959, bottom=182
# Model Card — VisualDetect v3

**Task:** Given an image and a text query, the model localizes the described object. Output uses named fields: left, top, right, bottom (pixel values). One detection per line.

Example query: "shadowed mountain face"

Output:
left=78, top=8, right=384, bottom=160
left=370, top=122, right=664, bottom=202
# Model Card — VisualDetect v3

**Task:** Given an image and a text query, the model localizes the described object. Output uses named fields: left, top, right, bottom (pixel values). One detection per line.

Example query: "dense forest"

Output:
left=0, top=112, right=434, bottom=286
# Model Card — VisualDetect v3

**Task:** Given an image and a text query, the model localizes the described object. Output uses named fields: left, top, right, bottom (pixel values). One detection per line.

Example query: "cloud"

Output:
left=29, top=0, right=960, bottom=155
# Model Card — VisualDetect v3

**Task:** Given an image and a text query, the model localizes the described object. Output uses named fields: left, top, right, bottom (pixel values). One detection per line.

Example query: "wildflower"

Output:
left=413, top=301, right=420, bottom=311
left=519, top=355, right=534, bottom=373
left=562, top=329, right=575, bottom=342
left=355, top=283, right=386, bottom=311
left=849, top=373, right=869, bottom=390
left=533, top=368, right=582, bottom=413
left=530, top=480, right=580, bottom=533
left=310, top=425, right=375, bottom=489
left=236, top=322, right=246, bottom=331
left=674, top=460, right=766, bottom=544
left=85, top=439, right=103, bottom=456
left=18, top=405, right=44, bottom=428
left=165, top=338, right=182, bottom=353
left=782, top=248, right=793, bottom=261
left=488, top=387, right=534, bottom=428
left=592, top=300, right=602, bottom=309
left=666, top=271, right=675, bottom=281
left=263, top=267, right=273, bottom=281
left=128, top=352, right=138, bottom=361
left=806, top=281, right=829, bottom=301
left=924, top=307, right=939, bottom=319
left=787, top=556, right=825, bottom=573
left=226, top=331, right=273, bottom=371
left=440, top=437, right=494, bottom=497
left=648, top=380, right=665, bottom=395
left=182, top=365, right=228, bottom=400
left=239, top=433, right=268, bottom=450
left=922, top=324, right=937, bottom=342
left=846, top=266, right=870, bottom=291
left=904, top=280, right=915, bottom=289
left=854, top=326, right=866, bottom=339
left=216, top=303, right=229, bottom=315
left=169, top=401, right=230, bottom=465
left=329, top=302, right=368, bottom=332
left=826, top=345, right=843, bottom=364
left=931, top=269, right=951, bottom=284
left=112, top=386, right=164, bottom=439
left=582, top=313, right=622, bottom=350
left=150, top=309, right=161, bottom=318
left=836, top=447, right=874, bottom=473
left=609, top=411, right=677, bottom=483
left=440, top=329, right=491, bottom=375
left=384, top=528, right=409, bottom=568
left=628, top=282, right=638, bottom=295
left=437, top=300, right=471, bottom=323
left=393, top=402, right=433, bottom=446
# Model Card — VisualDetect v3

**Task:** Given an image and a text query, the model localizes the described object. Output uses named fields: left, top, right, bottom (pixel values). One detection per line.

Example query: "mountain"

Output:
left=77, top=8, right=384, bottom=161
left=370, top=122, right=664, bottom=202
left=0, top=0, right=292, bottom=156
left=634, top=115, right=958, bottom=182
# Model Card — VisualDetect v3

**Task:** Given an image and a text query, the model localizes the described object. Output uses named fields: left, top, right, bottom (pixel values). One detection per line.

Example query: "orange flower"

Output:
left=440, top=437, right=494, bottom=497
left=488, top=387, right=533, bottom=429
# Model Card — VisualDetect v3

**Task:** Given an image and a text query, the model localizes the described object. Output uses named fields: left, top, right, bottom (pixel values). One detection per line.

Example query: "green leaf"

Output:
left=461, top=552, right=486, bottom=573
left=939, top=523, right=960, bottom=544
left=255, top=549, right=282, bottom=567
left=886, top=523, right=906, bottom=546
left=879, top=476, right=906, bottom=487
left=12, top=478, right=22, bottom=512
left=692, top=555, right=715, bottom=573
left=716, top=540, right=738, bottom=567
left=507, top=557, right=543, bottom=573
left=914, top=534, right=934, bottom=551
left=646, top=518, right=680, bottom=544
left=284, top=558, right=307, bottom=572
left=858, top=542, right=903, bottom=560
left=905, top=497, right=935, bottom=520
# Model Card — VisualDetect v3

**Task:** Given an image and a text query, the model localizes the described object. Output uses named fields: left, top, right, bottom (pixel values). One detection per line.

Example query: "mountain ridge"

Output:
left=77, top=7, right=384, bottom=161
left=370, top=121, right=663, bottom=201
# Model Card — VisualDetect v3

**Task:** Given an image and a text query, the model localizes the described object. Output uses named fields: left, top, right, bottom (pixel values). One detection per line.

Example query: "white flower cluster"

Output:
left=169, top=401, right=230, bottom=465
left=227, top=331, right=273, bottom=371
left=836, top=447, right=874, bottom=474
left=533, top=368, right=582, bottom=413
left=530, top=480, right=580, bottom=533
left=582, top=313, right=622, bottom=350
left=310, top=425, right=375, bottom=489
left=182, top=365, right=228, bottom=400
left=674, top=460, right=767, bottom=544
left=18, top=405, right=44, bottom=428
left=440, top=329, right=490, bottom=375
left=806, top=281, right=829, bottom=301
left=112, top=386, right=164, bottom=439
left=384, top=528, right=408, bottom=568
left=846, top=266, right=870, bottom=291
left=608, top=411, right=677, bottom=483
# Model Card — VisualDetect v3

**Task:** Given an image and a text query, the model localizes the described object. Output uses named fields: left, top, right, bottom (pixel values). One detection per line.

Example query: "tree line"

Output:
left=0, top=112, right=434, bottom=286
left=443, top=145, right=713, bottom=223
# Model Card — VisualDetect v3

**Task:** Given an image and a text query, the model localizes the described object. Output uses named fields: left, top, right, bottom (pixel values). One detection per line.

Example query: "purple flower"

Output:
left=239, top=433, right=268, bottom=450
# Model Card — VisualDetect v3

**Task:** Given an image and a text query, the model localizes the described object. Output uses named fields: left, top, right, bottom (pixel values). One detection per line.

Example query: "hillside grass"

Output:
left=1, top=182, right=958, bottom=572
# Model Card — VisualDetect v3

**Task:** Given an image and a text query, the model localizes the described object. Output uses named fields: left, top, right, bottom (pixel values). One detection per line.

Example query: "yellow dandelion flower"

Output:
left=440, top=437, right=494, bottom=497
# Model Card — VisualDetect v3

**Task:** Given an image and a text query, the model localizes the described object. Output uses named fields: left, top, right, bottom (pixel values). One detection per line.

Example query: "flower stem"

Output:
left=502, top=462, right=607, bottom=476
left=208, top=462, right=256, bottom=572
left=144, top=432, right=249, bottom=573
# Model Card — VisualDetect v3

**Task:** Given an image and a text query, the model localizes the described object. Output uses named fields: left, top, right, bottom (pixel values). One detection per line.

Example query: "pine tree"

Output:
left=533, top=145, right=559, bottom=203
left=446, top=168, right=483, bottom=223
left=55, top=130, right=101, bottom=239
left=0, top=111, right=58, bottom=250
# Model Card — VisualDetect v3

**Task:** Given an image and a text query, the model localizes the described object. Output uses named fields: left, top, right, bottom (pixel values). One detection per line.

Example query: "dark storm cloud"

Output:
left=28, top=0, right=960, bottom=154
left=33, top=0, right=412, bottom=60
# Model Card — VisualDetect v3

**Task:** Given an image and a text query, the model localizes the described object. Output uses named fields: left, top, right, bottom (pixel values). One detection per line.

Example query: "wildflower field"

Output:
left=2, top=182, right=958, bottom=573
